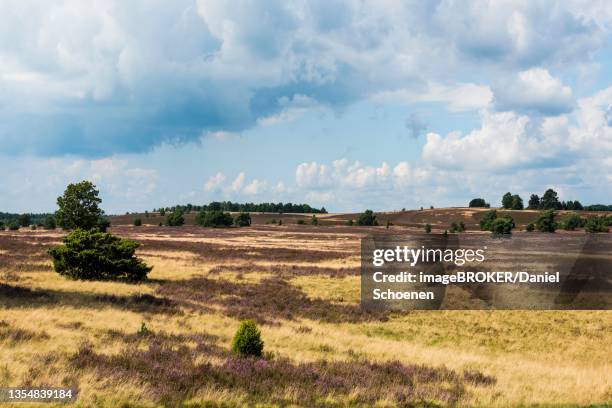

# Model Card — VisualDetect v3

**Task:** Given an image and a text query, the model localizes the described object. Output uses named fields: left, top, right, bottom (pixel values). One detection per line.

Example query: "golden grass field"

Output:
left=0, top=214, right=611, bottom=407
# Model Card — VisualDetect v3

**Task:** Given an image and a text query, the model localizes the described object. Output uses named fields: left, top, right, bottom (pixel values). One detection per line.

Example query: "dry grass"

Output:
left=0, top=226, right=610, bottom=407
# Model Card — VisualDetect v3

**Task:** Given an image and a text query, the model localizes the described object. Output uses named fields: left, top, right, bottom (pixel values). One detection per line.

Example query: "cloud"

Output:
left=229, top=172, right=246, bottom=193
left=204, top=172, right=226, bottom=192
left=404, top=112, right=428, bottom=139
left=493, top=68, right=574, bottom=115
left=243, top=179, right=266, bottom=195
left=1, top=1, right=608, bottom=156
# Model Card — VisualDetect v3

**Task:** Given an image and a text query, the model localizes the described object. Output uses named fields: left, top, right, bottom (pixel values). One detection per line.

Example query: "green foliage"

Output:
left=133, top=218, right=142, bottom=227
left=385, top=220, right=391, bottom=229
left=8, top=221, right=19, bottom=231
left=0, top=221, right=4, bottom=230
left=165, top=210, right=185, bottom=226
left=55, top=181, right=104, bottom=230
left=278, top=219, right=283, bottom=226
left=231, top=320, right=264, bottom=357
left=18, top=213, right=31, bottom=227
left=528, top=194, right=540, bottom=209
left=526, top=223, right=535, bottom=232
left=97, top=217, right=110, bottom=232
left=469, top=198, right=489, bottom=208
left=310, top=215, right=318, bottom=226
left=159, top=208, right=166, bottom=216
left=234, top=212, right=251, bottom=227
left=489, top=217, right=515, bottom=235
left=479, top=210, right=498, bottom=231
left=584, top=216, right=610, bottom=233
left=510, top=195, right=524, bottom=210
left=42, top=216, right=56, bottom=230
left=296, top=219, right=305, bottom=225
left=424, top=224, right=432, bottom=233
left=449, top=221, right=465, bottom=233
left=345, top=219, right=354, bottom=226
left=195, top=210, right=233, bottom=227
left=501, top=192, right=513, bottom=209
left=535, top=210, right=556, bottom=232
left=558, top=213, right=584, bottom=231
left=540, top=189, right=561, bottom=210
left=137, top=322, right=152, bottom=337
left=48, top=228, right=152, bottom=281
left=356, top=210, right=378, bottom=226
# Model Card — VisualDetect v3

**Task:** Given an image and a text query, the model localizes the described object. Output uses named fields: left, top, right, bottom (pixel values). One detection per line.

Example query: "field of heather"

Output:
left=0, top=224, right=611, bottom=407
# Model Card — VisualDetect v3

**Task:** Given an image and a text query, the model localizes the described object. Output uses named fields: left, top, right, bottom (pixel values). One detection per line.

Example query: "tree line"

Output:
left=469, top=188, right=610, bottom=211
left=151, top=201, right=327, bottom=215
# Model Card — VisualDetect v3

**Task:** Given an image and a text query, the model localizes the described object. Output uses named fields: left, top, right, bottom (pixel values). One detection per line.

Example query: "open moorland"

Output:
left=0, top=211, right=611, bottom=407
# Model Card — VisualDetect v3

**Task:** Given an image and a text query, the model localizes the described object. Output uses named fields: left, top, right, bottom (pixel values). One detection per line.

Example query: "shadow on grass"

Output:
left=0, top=283, right=181, bottom=315
left=68, top=331, right=495, bottom=407
left=157, top=276, right=386, bottom=324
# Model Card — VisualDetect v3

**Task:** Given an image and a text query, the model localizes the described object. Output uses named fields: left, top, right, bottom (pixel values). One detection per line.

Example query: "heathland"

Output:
left=0, top=208, right=610, bottom=407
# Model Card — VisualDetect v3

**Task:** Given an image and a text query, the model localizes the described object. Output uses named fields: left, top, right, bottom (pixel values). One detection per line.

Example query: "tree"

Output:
left=55, top=181, right=104, bottom=230
left=165, top=210, right=185, bottom=226
left=231, top=320, right=264, bottom=357
left=479, top=210, right=498, bottom=231
left=234, top=212, right=251, bottom=227
left=528, top=194, right=540, bottom=210
left=540, top=189, right=561, bottom=210
left=133, top=218, right=142, bottom=227
left=18, top=213, right=31, bottom=227
left=8, top=221, right=20, bottom=231
left=42, top=216, right=56, bottom=230
left=356, top=210, right=378, bottom=226
left=159, top=208, right=166, bottom=216
left=310, top=215, right=318, bottom=225
left=48, top=229, right=152, bottom=281
left=526, top=223, right=535, bottom=232
left=469, top=198, right=489, bottom=208
left=501, top=192, right=513, bottom=209
left=510, top=195, right=524, bottom=210
left=535, top=210, right=556, bottom=232
left=424, top=224, right=432, bottom=233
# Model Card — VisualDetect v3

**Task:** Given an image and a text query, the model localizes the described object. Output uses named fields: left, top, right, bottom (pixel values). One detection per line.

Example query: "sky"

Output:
left=0, top=0, right=611, bottom=214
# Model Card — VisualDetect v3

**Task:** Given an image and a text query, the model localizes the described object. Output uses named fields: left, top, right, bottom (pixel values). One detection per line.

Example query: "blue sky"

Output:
left=0, top=0, right=611, bottom=213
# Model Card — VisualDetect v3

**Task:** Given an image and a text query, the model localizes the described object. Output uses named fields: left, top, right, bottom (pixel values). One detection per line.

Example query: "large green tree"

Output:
left=55, top=181, right=104, bottom=230
left=540, top=189, right=561, bottom=210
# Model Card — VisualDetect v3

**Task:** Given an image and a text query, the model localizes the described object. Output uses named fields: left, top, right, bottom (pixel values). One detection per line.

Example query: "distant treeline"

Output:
left=0, top=212, right=52, bottom=225
left=152, top=201, right=327, bottom=214
left=469, top=189, right=612, bottom=212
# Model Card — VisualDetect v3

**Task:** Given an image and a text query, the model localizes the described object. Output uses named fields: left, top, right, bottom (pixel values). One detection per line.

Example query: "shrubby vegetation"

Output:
left=535, top=210, right=556, bottom=232
left=479, top=210, right=514, bottom=234
left=234, top=212, right=251, bottom=227
left=585, top=216, right=610, bottom=233
left=42, top=216, right=56, bottom=230
left=310, top=215, right=318, bottom=226
left=479, top=210, right=498, bottom=231
left=48, top=229, right=151, bottom=281
left=501, top=192, right=523, bottom=210
left=133, top=218, right=142, bottom=226
left=356, top=210, right=378, bottom=226
left=557, top=213, right=585, bottom=231
left=231, top=320, right=264, bottom=357
left=424, top=223, right=432, bottom=233
left=449, top=221, right=465, bottom=233
left=195, top=210, right=233, bottom=228
left=165, top=210, right=185, bottom=227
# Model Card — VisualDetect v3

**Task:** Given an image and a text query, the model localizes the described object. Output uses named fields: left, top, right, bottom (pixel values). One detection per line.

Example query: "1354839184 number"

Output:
left=0, top=388, right=77, bottom=402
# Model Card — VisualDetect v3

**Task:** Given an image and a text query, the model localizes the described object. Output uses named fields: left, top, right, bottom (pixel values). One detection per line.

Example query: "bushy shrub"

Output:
left=8, top=221, right=19, bottom=231
left=133, top=218, right=142, bottom=226
left=345, top=219, right=354, bottom=226
left=585, top=216, right=610, bottom=233
left=526, top=223, right=535, bottom=232
left=479, top=210, right=497, bottom=231
left=449, top=221, right=465, bottom=233
left=48, top=228, right=152, bottom=281
left=310, top=215, right=318, bottom=226
left=18, top=213, right=31, bottom=227
left=535, top=210, right=556, bottom=232
left=231, top=320, right=264, bottom=357
left=166, top=210, right=185, bottom=227
left=424, top=224, right=432, bottom=233
left=234, top=212, right=251, bottom=227
left=558, top=213, right=584, bottom=231
left=196, top=210, right=233, bottom=227
left=490, top=217, right=515, bottom=235
left=356, top=210, right=377, bottom=226
left=296, top=219, right=305, bottom=225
